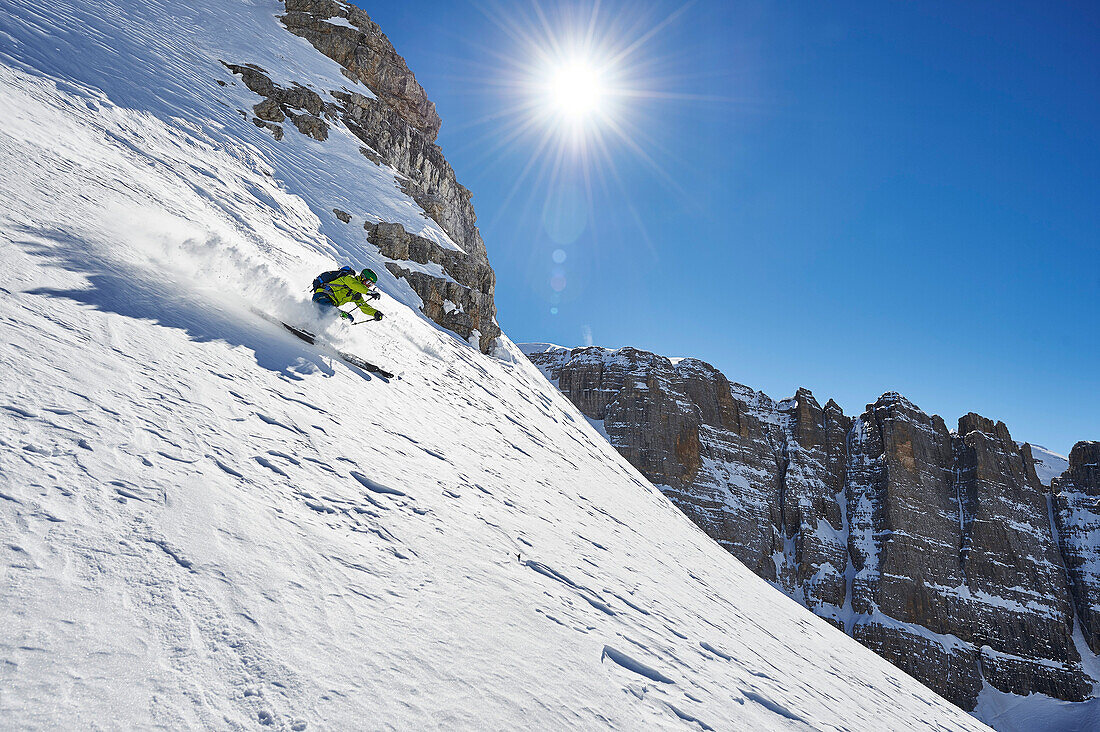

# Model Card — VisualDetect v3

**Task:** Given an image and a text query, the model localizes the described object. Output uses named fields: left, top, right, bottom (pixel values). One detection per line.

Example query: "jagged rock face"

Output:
left=1054, top=441, right=1100, bottom=654
left=222, top=2, right=500, bottom=353
left=777, top=391, right=851, bottom=623
left=222, top=62, right=332, bottom=142
left=276, top=0, right=487, bottom=262
left=291, top=112, right=329, bottom=141
left=954, top=415, right=1081, bottom=693
left=279, top=0, right=441, bottom=138
left=367, top=222, right=499, bottom=351
left=848, top=397, right=1088, bottom=708
left=844, top=396, right=986, bottom=705
left=529, top=347, right=786, bottom=579
left=330, top=88, right=485, bottom=260
left=526, top=347, right=860, bottom=621
left=524, top=345, right=1098, bottom=711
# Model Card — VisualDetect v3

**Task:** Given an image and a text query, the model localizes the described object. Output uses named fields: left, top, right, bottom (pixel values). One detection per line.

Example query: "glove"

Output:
left=340, top=311, right=354, bottom=322
left=368, top=291, right=381, bottom=301
left=373, top=312, right=383, bottom=321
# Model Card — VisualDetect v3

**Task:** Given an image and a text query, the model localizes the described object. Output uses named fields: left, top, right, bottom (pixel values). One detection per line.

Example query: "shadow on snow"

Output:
left=15, top=226, right=375, bottom=382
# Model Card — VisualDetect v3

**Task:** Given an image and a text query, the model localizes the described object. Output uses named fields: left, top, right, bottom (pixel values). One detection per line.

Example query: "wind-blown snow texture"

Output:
left=0, top=0, right=991, bottom=729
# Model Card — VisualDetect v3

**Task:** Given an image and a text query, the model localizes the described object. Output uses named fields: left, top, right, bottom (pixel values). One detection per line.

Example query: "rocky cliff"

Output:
left=224, top=0, right=499, bottom=351
left=1054, top=442, right=1100, bottom=655
left=523, top=344, right=1098, bottom=712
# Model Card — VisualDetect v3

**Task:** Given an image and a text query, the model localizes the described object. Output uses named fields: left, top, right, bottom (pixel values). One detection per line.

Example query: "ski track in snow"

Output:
left=0, top=0, right=993, bottom=729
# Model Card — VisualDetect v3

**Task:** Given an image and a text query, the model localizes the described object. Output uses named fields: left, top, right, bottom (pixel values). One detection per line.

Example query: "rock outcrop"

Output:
left=222, top=61, right=332, bottom=142
left=535, top=346, right=786, bottom=577
left=523, top=344, right=1098, bottom=712
left=222, top=1, right=499, bottom=352
left=846, top=397, right=1088, bottom=707
left=1054, top=442, right=1100, bottom=654
left=366, top=221, right=499, bottom=350
left=279, top=0, right=441, bottom=138
left=276, top=0, right=485, bottom=263
left=329, top=87, right=485, bottom=262
left=777, top=390, right=851, bottom=620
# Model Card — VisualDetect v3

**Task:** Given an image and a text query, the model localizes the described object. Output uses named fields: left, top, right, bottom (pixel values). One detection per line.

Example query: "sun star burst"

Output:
left=450, top=1, right=705, bottom=311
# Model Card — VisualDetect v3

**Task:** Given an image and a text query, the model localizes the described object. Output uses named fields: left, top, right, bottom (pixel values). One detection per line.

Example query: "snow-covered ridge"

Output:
left=1018, top=443, right=1069, bottom=487
left=0, top=0, right=990, bottom=729
left=517, top=341, right=571, bottom=356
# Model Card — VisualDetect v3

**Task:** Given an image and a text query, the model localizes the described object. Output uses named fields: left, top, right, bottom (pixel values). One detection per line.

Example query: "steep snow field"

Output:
left=1021, top=444, right=1070, bottom=487
left=0, top=0, right=992, bottom=729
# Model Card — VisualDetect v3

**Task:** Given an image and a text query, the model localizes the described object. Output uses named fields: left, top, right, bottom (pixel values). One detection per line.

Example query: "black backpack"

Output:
left=312, top=266, right=354, bottom=292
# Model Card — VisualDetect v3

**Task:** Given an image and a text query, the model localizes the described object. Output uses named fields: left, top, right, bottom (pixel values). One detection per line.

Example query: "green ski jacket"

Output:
left=315, top=274, right=380, bottom=317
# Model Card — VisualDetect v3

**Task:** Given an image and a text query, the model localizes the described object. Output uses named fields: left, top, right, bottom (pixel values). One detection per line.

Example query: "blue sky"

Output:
left=363, top=1, right=1098, bottom=455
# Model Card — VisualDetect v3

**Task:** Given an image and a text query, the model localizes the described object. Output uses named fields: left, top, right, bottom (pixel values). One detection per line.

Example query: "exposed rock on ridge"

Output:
left=279, top=0, right=441, bottom=138
left=523, top=344, right=1098, bottom=711
left=777, top=390, right=851, bottom=619
left=1054, top=441, right=1100, bottom=654
left=222, top=1, right=499, bottom=352
left=276, top=0, right=486, bottom=262
left=366, top=222, right=499, bottom=351
left=846, top=397, right=1087, bottom=706
left=222, top=62, right=332, bottom=141
left=329, top=87, right=485, bottom=261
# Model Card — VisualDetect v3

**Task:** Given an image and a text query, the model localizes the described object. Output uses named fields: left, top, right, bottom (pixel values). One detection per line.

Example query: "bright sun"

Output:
left=547, top=61, right=606, bottom=120
left=466, top=0, right=693, bottom=241
left=464, top=1, right=696, bottom=313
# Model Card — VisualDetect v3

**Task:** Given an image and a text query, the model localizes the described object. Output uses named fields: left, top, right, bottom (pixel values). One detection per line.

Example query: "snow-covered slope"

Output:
left=0, top=0, right=991, bottom=729
left=1020, top=443, right=1070, bottom=487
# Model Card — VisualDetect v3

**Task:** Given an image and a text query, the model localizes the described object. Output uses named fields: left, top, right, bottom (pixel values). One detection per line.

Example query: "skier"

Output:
left=311, top=266, right=384, bottom=323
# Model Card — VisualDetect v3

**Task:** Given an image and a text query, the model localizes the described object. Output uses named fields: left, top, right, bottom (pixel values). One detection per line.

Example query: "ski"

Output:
left=250, top=308, right=396, bottom=379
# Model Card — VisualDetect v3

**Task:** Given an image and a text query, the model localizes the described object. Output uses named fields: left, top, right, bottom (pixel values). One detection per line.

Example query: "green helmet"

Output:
left=359, top=268, right=378, bottom=284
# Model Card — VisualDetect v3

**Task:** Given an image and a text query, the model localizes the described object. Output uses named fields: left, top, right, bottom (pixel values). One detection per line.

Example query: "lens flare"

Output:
left=453, top=1, right=713, bottom=309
